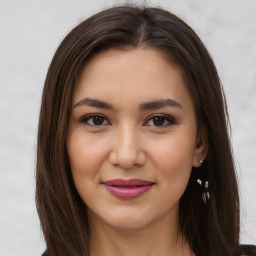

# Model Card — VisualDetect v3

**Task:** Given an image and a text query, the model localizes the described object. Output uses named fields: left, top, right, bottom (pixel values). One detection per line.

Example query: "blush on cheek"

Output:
left=153, top=143, right=193, bottom=182
left=67, top=147, right=106, bottom=190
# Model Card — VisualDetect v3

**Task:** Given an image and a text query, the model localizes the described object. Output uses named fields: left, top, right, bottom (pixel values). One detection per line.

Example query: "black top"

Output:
left=238, top=245, right=256, bottom=255
left=42, top=244, right=256, bottom=255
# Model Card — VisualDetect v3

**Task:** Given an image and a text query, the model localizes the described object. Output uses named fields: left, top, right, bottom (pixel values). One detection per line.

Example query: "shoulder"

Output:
left=238, top=244, right=256, bottom=256
left=41, top=246, right=256, bottom=256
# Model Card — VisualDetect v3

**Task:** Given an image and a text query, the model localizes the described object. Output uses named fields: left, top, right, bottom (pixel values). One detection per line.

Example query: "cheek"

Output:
left=150, top=135, right=195, bottom=185
left=66, top=133, right=107, bottom=205
left=67, top=132, right=106, bottom=178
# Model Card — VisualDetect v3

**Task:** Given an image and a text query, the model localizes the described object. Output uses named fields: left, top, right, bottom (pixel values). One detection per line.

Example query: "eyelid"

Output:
left=80, top=113, right=111, bottom=126
left=79, top=113, right=177, bottom=128
left=143, top=114, right=177, bottom=127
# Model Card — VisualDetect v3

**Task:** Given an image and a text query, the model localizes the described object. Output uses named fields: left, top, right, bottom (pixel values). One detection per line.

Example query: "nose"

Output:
left=109, top=125, right=146, bottom=169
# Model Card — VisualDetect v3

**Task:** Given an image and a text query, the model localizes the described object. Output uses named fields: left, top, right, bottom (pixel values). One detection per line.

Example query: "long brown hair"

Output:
left=36, top=5, right=240, bottom=256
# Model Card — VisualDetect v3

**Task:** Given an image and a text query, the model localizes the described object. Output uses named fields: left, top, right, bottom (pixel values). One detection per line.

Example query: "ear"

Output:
left=192, top=127, right=208, bottom=168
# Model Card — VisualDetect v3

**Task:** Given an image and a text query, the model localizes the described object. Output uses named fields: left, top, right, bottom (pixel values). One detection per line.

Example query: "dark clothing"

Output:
left=238, top=244, right=256, bottom=255
left=42, top=244, right=256, bottom=256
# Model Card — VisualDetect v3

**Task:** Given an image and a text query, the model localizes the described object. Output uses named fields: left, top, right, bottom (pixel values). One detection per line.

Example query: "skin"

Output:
left=67, top=48, right=208, bottom=256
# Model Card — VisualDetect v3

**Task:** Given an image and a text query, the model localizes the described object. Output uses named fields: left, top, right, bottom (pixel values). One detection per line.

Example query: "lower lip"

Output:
left=104, top=184, right=153, bottom=199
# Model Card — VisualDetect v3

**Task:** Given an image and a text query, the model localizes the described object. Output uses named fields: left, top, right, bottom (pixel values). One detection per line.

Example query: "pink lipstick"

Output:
left=102, top=179, right=154, bottom=199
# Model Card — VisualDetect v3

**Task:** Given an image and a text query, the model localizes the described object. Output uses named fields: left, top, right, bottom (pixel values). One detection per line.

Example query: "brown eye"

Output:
left=81, top=114, right=109, bottom=126
left=92, top=116, right=104, bottom=125
left=144, top=114, right=177, bottom=128
left=153, top=116, right=165, bottom=126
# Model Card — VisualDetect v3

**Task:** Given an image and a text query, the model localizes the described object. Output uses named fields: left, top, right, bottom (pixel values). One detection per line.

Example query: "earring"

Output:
left=197, top=179, right=210, bottom=204
left=200, top=159, right=203, bottom=165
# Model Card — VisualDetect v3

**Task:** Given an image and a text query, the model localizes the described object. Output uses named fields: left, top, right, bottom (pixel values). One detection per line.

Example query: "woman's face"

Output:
left=67, top=48, right=206, bottom=231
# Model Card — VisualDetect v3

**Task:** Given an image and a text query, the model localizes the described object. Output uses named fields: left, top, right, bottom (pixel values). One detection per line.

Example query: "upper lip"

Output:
left=102, top=179, right=154, bottom=187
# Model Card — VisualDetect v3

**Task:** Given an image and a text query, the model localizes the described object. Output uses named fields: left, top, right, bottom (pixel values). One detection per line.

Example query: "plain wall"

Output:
left=0, top=0, right=255, bottom=255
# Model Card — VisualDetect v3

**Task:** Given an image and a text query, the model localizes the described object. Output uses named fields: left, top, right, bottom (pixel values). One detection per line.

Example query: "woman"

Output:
left=36, top=5, right=256, bottom=256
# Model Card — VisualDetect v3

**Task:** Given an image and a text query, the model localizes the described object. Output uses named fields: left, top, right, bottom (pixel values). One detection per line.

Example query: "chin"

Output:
left=106, top=216, right=151, bottom=231
left=89, top=207, right=154, bottom=231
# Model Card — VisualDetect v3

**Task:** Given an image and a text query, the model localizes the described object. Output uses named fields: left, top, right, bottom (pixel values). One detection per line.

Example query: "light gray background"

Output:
left=0, top=0, right=255, bottom=255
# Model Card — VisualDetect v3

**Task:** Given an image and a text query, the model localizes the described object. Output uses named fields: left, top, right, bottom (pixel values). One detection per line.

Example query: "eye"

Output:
left=144, top=114, right=177, bottom=127
left=81, top=114, right=110, bottom=126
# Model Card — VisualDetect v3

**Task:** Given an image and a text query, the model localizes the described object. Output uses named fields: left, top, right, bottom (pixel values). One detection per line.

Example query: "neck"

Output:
left=88, top=211, right=193, bottom=256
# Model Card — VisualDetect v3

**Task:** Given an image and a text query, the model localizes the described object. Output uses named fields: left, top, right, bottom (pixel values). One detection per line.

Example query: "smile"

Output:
left=102, top=179, right=155, bottom=199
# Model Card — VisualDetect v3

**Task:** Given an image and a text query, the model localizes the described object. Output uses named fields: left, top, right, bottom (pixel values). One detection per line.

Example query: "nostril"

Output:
left=108, top=140, right=147, bottom=168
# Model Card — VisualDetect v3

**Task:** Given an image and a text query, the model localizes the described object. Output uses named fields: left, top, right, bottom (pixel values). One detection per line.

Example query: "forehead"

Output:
left=73, top=48, right=194, bottom=111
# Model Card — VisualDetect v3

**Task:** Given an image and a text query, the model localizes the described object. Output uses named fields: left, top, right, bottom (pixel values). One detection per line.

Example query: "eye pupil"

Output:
left=153, top=116, right=165, bottom=126
left=93, top=116, right=104, bottom=125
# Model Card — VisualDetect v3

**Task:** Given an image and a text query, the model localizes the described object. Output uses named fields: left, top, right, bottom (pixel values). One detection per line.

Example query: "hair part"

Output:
left=36, top=4, right=240, bottom=256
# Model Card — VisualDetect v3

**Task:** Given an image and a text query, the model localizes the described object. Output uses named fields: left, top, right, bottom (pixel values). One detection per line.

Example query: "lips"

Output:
left=102, top=179, right=154, bottom=199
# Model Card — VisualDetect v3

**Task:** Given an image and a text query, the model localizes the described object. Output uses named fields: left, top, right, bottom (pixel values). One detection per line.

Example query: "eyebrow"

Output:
left=73, top=98, right=114, bottom=109
left=73, top=98, right=182, bottom=110
left=139, top=99, right=182, bottom=110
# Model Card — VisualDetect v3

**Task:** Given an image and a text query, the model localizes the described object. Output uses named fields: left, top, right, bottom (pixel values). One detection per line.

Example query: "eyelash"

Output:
left=80, top=114, right=177, bottom=128
left=145, top=114, right=177, bottom=127
left=80, top=114, right=110, bottom=126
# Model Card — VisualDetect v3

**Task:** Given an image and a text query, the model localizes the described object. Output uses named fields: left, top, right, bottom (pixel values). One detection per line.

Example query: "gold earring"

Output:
left=197, top=179, right=210, bottom=204
left=197, top=179, right=202, bottom=186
